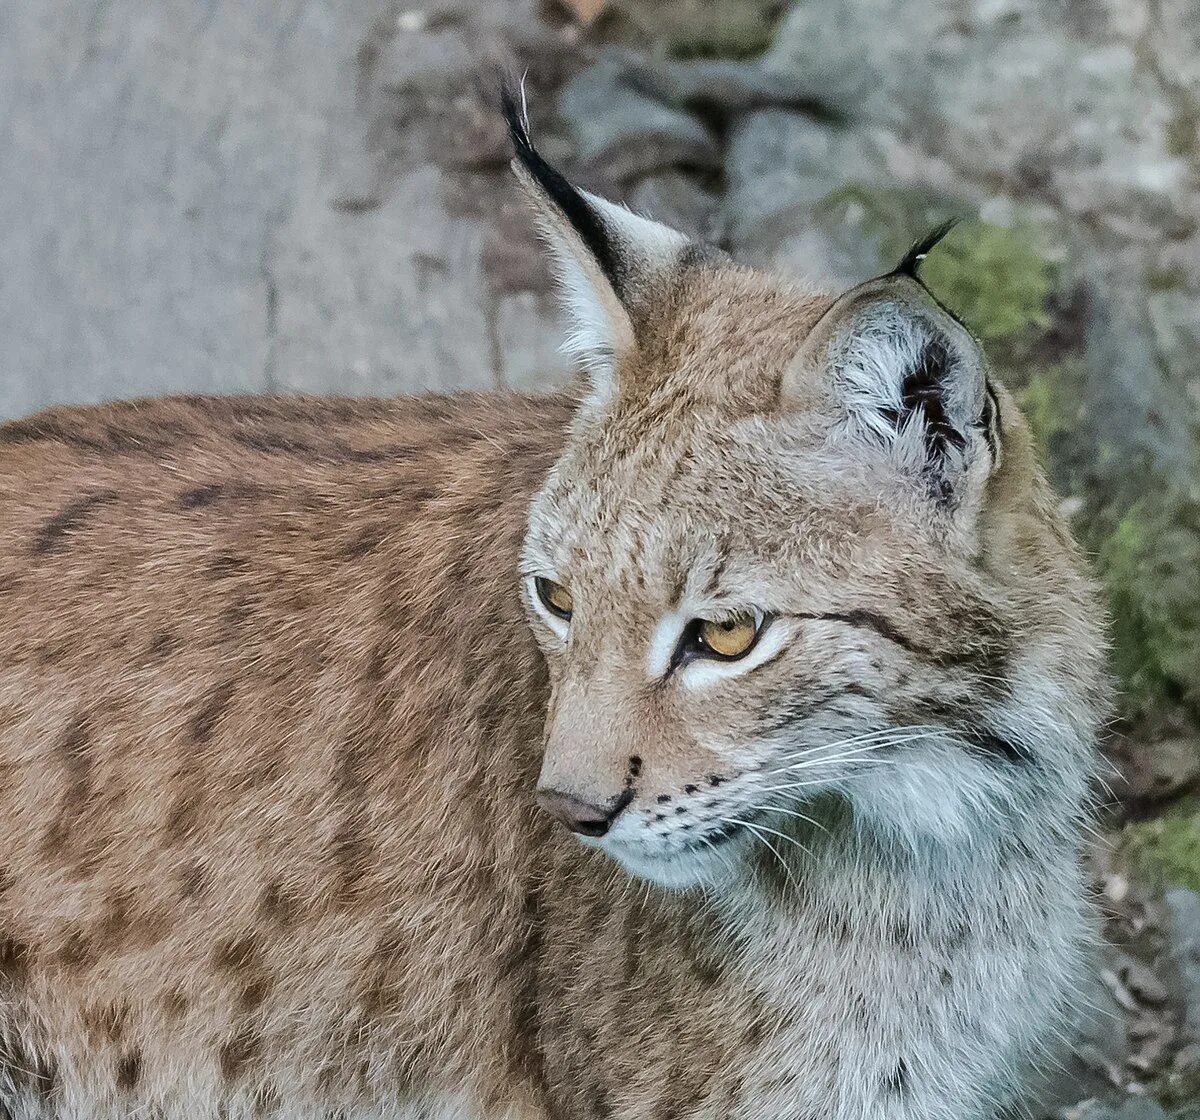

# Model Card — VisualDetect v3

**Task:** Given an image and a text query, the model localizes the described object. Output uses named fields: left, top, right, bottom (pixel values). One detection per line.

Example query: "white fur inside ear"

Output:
left=825, top=302, right=985, bottom=483
left=581, top=191, right=688, bottom=261
left=550, top=247, right=623, bottom=385
left=534, top=189, right=687, bottom=413
left=833, top=309, right=927, bottom=431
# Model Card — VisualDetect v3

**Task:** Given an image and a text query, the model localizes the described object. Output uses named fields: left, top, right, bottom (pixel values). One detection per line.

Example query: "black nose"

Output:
left=536, top=788, right=632, bottom=838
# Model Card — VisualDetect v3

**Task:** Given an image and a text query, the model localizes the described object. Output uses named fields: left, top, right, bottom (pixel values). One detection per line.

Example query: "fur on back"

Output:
left=0, top=129, right=1109, bottom=1119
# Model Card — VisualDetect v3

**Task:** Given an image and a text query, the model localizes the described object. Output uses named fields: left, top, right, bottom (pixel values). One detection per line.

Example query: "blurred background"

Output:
left=2, top=0, right=1198, bottom=1115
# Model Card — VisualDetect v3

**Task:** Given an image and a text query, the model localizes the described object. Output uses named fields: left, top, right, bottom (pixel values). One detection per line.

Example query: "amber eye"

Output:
left=534, top=577, right=574, bottom=621
left=696, top=612, right=762, bottom=659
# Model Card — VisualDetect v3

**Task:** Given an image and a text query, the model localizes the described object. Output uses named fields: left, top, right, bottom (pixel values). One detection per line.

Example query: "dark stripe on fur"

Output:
left=32, top=490, right=118, bottom=555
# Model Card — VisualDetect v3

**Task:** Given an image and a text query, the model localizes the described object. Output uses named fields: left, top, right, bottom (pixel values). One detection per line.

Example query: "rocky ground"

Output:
left=2, top=0, right=1199, bottom=1115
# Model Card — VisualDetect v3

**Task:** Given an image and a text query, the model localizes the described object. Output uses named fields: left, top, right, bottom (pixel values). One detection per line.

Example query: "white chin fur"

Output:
left=582, top=834, right=751, bottom=891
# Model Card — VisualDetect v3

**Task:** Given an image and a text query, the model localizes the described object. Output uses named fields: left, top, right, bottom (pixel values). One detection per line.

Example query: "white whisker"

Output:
left=759, top=804, right=829, bottom=834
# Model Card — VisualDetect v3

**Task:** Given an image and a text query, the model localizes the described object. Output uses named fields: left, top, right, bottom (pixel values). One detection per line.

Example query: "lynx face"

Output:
left=506, top=98, right=1102, bottom=890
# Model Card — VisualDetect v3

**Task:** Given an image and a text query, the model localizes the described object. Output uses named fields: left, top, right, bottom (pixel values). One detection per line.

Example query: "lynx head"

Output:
left=506, top=94, right=1106, bottom=891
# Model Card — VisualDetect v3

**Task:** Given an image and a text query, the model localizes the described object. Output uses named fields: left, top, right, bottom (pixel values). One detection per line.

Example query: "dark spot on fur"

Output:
left=239, top=976, right=274, bottom=1012
left=651, top=1061, right=709, bottom=1120
left=222, top=595, right=254, bottom=630
left=341, top=528, right=385, bottom=558
left=890, top=917, right=917, bottom=950
left=178, top=862, right=208, bottom=899
left=189, top=681, right=235, bottom=743
left=628, top=756, right=642, bottom=777
left=258, top=882, right=299, bottom=928
left=675, top=806, right=686, bottom=815
left=162, top=987, right=188, bottom=1020
left=35, top=642, right=65, bottom=666
left=213, top=934, right=262, bottom=974
left=885, top=1059, right=909, bottom=1095
left=219, top=1027, right=262, bottom=1081
left=0, top=936, right=31, bottom=985
left=56, top=928, right=94, bottom=970
left=57, top=715, right=93, bottom=803
left=39, top=820, right=68, bottom=857
left=329, top=824, right=375, bottom=904
left=503, top=887, right=550, bottom=1104
left=147, top=630, right=181, bottom=659
left=708, top=775, right=723, bottom=787
left=82, top=1001, right=129, bottom=1043
left=32, top=491, right=118, bottom=555
left=164, top=792, right=199, bottom=839
left=116, top=1052, right=142, bottom=1090
left=177, top=484, right=225, bottom=509
left=586, top=1078, right=613, bottom=1118
left=656, top=794, right=671, bottom=804
left=97, top=890, right=168, bottom=951
left=207, top=553, right=248, bottom=579
left=684, top=784, right=697, bottom=794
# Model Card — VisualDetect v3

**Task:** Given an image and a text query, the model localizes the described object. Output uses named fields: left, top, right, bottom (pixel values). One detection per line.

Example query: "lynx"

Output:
left=0, top=96, right=1107, bottom=1120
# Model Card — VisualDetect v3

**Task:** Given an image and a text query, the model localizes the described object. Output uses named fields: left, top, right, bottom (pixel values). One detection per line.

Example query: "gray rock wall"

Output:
left=0, top=0, right=567, bottom=419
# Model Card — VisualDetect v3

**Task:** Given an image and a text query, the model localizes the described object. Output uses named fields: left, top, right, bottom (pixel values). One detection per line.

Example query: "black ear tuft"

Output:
left=892, top=220, right=959, bottom=280
left=499, top=81, right=623, bottom=292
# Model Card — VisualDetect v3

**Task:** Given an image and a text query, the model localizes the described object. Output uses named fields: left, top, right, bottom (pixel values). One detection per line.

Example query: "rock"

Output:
left=557, top=53, right=721, bottom=186
left=593, top=0, right=783, bottom=62
left=1028, top=948, right=1131, bottom=1117
left=723, top=111, right=901, bottom=285
left=1165, top=887, right=1200, bottom=1045
left=1063, top=1097, right=1170, bottom=1120
left=1106, top=731, right=1200, bottom=810
left=626, top=172, right=723, bottom=243
left=622, top=54, right=852, bottom=120
left=0, top=0, right=576, bottom=419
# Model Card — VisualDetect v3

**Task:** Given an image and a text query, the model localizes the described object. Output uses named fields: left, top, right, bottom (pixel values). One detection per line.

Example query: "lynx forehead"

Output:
left=0, top=96, right=1106, bottom=1120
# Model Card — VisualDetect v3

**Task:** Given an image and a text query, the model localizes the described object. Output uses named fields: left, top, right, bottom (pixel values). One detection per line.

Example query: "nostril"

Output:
left=537, top=788, right=633, bottom=838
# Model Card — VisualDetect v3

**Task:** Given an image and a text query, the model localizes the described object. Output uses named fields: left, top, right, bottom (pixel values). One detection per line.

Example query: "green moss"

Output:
left=1096, top=490, right=1200, bottom=719
left=1148, top=263, right=1191, bottom=292
left=919, top=221, right=1053, bottom=356
left=600, top=0, right=783, bottom=59
left=1018, top=364, right=1081, bottom=466
left=1165, top=104, right=1200, bottom=159
left=1119, top=805, right=1200, bottom=895
left=812, top=189, right=1056, bottom=367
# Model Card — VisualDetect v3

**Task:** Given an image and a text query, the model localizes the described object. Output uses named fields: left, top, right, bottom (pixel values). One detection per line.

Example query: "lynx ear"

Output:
left=784, top=231, right=1001, bottom=505
left=502, top=88, right=688, bottom=408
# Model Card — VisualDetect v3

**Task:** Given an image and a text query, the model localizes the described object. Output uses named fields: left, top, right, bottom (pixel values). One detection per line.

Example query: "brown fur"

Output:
left=0, top=393, right=574, bottom=1117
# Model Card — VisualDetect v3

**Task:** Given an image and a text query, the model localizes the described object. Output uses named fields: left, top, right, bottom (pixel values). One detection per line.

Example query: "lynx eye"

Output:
left=534, top=577, right=574, bottom=621
left=696, top=611, right=763, bottom=659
